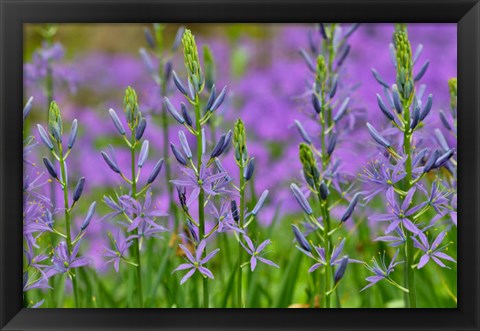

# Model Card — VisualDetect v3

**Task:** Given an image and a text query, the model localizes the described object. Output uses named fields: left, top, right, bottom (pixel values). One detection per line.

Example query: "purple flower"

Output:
left=24, top=241, right=50, bottom=278
left=412, top=231, right=456, bottom=269
left=240, top=236, right=279, bottom=271
left=23, top=271, right=50, bottom=292
left=361, top=250, right=403, bottom=291
left=360, top=157, right=406, bottom=202
left=171, top=165, right=227, bottom=206
left=102, top=232, right=134, bottom=272
left=120, top=189, right=168, bottom=233
left=418, top=181, right=451, bottom=215
left=46, top=241, right=90, bottom=277
left=207, top=200, right=243, bottom=233
left=370, top=187, right=426, bottom=235
left=301, top=238, right=361, bottom=273
left=173, top=240, right=219, bottom=284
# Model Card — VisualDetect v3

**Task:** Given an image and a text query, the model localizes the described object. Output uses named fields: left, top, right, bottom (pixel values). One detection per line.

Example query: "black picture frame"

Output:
left=1, top=0, right=479, bottom=330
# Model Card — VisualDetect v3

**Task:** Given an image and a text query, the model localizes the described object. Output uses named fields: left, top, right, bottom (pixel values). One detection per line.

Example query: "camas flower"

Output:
left=173, top=240, right=219, bottom=284
left=370, top=187, right=426, bottom=235
left=298, top=238, right=361, bottom=273
left=240, top=236, right=279, bottom=271
left=171, top=165, right=227, bottom=206
left=102, top=232, right=134, bottom=272
left=360, top=157, right=406, bottom=202
left=361, top=250, right=403, bottom=291
left=119, top=189, right=168, bottom=233
left=207, top=200, right=243, bottom=233
left=46, top=241, right=90, bottom=277
left=412, top=231, right=456, bottom=269
left=418, top=181, right=451, bottom=216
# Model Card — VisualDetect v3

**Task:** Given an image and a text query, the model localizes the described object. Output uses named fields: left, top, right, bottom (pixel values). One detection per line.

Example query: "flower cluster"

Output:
left=100, top=86, right=167, bottom=307
left=362, top=25, right=456, bottom=307
left=167, top=29, right=276, bottom=308
left=291, top=23, right=362, bottom=308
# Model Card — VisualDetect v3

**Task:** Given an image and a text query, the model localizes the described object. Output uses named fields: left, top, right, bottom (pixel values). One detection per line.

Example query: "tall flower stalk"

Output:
left=141, top=24, right=184, bottom=233
left=37, top=101, right=95, bottom=307
left=365, top=25, right=456, bottom=307
left=293, top=23, right=361, bottom=308
left=101, top=87, right=166, bottom=307
left=168, top=29, right=276, bottom=308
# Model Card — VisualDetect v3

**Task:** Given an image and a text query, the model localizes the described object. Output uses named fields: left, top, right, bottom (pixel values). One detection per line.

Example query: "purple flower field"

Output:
left=23, top=23, right=457, bottom=308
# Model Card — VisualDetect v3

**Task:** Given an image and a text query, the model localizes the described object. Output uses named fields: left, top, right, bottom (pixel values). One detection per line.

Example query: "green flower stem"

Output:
left=319, top=98, right=336, bottom=308
left=237, top=165, right=245, bottom=308
left=320, top=202, right=332, bottom=308
left=194, top=96, right=209, bottom=308
left=130, top=142, right=144, bottom=308
left=58, top=145, right=79, bottom=308
left=402, top=101, right=417, bottom=308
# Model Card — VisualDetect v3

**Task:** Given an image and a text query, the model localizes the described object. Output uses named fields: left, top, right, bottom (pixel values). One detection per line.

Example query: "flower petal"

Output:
left=417, top=254, right=430, bottom=269
left=180, top=268, right=196, bottom=285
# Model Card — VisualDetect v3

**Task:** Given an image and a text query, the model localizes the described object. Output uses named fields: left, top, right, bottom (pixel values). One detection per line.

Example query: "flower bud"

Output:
left=334, top=256, right=349, bottom=284
left=299, top=49, right=315, bottom=72
left=73, top=177, right=85, bottom=202
left=123, top=86, right=140, bottom=128
left=23, top=96, right=33, bottom=120
left=419, top=94, right=433, bottom=121
left=244, top=158, right=255, bottom=181
left=37, top=124, right=54, bottom=150
left=109, top=108, right=126, bottom=135
left=135, top=117, right=147, bottom=141
left=147, top=158, right=164, bottom=184
left=181, top=103, right=193, bottom=127
left=392, top=85, right=403, bottom=114
left=327, top=132, right=337, bottom=156
left=101, top=151, right=121, bottom=174
left=210, top=134, right=227, bottom=159
left=376, top=94, right=395, bottom=121
left=319, top=181, right=329, bottom=200
left=143, top=27, right=156, bottom=49
left=138, top=140, right=149, bottom=168
left=294, top=120, right=312, bottom=144
left=170, top=143, right=188, bottom=166
left=434, top=149, right=455, bottom=168
left=67, top=119, right=78, bottom=149
left=178, top=131, right=192, bottom=159
left=414, top=60, right=430, bottom=82
left=333, top=97, right=350, bottom=123
left=299, top=143, right=319, bottom=188
left=439, top=111, right=452, bottom=131
left=81, top=201, right=96, bottom=231
left=231, top=200, right=239, bottom=223
left=205, top=85, right=216, bottom=111
left=48, top=101, right=63, bottom=143
left=341, top=192, right=361, bottom=222
left=371, top=69, right=389, bottom=88
left=290, top=183, right=313, bottom=215
left=234, top=119, right=248, bottom=165
left=292, top=224, right=311, bottom=252
left=182, top=29, right=203, bottom=89
left=165, top=98, right=185, bottom=124
left=329, top=75, right=338, bottom=99
left=366, top=122, right=391, bottom=149
left=172, top=70, right=188, bottom=96
left=210, top=86, right=227, bottom=112
left=312, top=93, right=322, bottom=114
left=43, top=157, right=58, bottom=179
